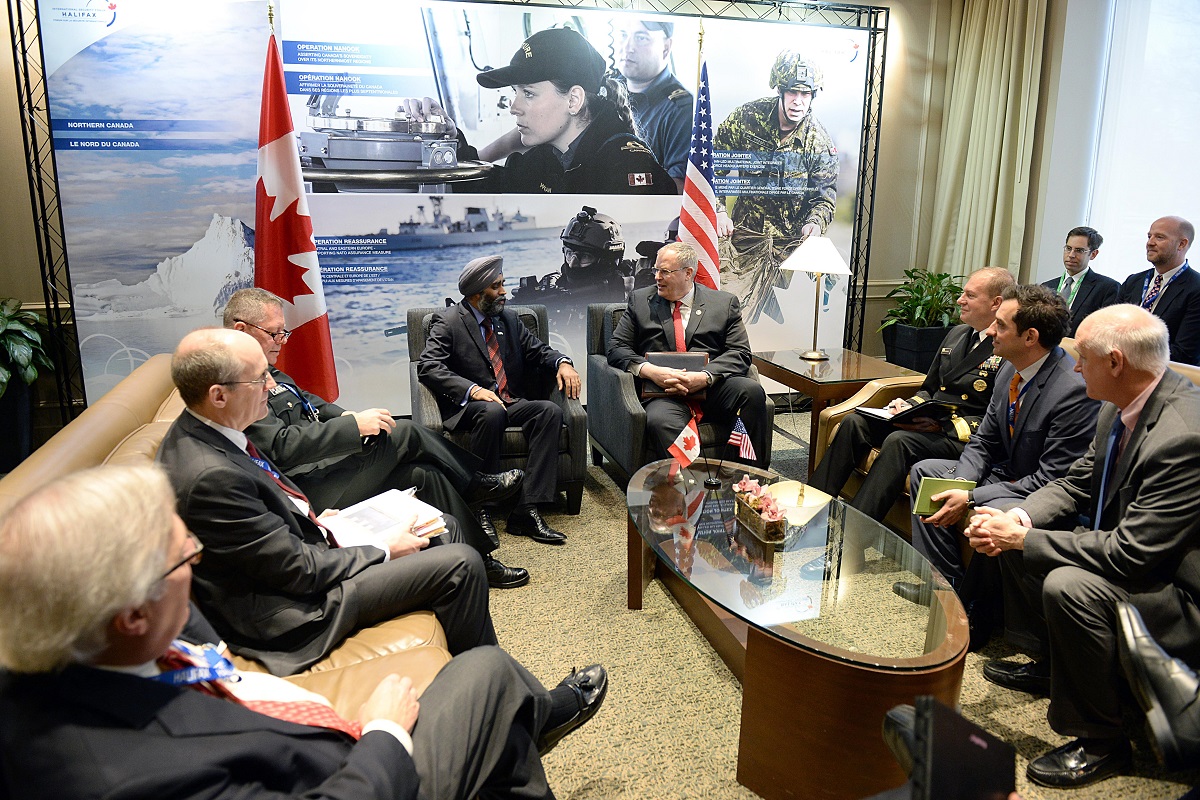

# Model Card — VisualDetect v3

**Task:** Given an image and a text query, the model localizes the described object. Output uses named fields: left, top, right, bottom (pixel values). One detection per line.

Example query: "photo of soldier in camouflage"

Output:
left=714, top=50, right=839, bottom=324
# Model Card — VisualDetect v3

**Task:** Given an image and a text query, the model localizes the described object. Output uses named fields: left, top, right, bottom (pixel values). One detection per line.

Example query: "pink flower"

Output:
left=733, top=474, right=762, bottom=494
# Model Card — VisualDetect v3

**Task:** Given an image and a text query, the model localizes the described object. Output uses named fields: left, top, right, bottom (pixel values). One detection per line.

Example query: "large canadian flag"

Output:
left=255, top=35, right=339, bottom=401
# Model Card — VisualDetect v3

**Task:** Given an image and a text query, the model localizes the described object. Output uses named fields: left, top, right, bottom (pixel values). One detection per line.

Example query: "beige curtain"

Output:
left=928, top=0, right=1049, bottom=278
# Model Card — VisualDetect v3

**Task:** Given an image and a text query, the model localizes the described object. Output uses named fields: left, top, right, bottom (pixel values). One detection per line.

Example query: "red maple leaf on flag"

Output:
left=254, top=180, right=316, bottom=305
left=683, top=434, right=696, bottom=451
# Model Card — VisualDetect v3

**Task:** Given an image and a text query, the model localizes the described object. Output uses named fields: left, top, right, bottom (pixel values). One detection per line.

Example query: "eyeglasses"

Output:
left=1062, top=246, right=1092, bottom=257
left=159, top=531, right=204, bottom=581
left=222, top=370, right=272, bottom=389
left=236, top=319, right=292, bottom=342
left=653, top=267, right=684, bottom=276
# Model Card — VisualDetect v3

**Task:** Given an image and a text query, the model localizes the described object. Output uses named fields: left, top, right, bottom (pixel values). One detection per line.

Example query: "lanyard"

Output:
left=1141, top=262, right=1190, bottom=307
left=1055, top=272, right=1083, bottom=307
left=281, top=383, right=320, bottom=422
left=1007, top=376, right=1034, bottom=430
left=153, top=641, right=238, bottom=686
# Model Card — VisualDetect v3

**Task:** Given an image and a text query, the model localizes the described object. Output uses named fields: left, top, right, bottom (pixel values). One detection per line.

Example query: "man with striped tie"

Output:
left=418, top=255, right=581, bottom=545
left=1117, top=215, right=1197, bottom=364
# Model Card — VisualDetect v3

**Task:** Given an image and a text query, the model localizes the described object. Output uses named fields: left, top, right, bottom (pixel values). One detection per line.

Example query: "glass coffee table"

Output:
left=627, top=458, right=969, bottom=800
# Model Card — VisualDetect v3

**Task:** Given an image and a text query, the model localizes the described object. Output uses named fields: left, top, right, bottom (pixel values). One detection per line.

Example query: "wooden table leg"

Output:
left=627, top=515, right=654, bottom=610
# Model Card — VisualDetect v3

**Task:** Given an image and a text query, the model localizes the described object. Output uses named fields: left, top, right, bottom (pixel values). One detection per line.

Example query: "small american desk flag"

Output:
left=728, top=415, right=756, bottom=462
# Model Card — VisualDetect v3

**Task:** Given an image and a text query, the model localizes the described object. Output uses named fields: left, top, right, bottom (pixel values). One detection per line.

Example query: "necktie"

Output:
left=1060, top=275, right=1074, bottom=301
left=245, top=441, right=339, bottom=547
left=158, top=647, right=361, bottom=739
left=1007, top=374, right=1021, bottom=437
left=1143, top=273, right=1165, bottom=309
left=481, top=318, right=512, bottom=401
left=673, top=300, right=687, bottom=353
left=1094, top=414, right=1127, bottom=526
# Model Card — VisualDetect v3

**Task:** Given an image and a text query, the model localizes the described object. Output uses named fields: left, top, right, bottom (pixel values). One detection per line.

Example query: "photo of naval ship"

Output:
left=360, top=196, right=559, bottom=250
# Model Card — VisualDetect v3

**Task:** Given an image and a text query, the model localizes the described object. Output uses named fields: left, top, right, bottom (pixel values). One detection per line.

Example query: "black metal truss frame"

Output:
left=9, top=0, right=86, bottom=420
left=464, top=0, right=889, bottom=351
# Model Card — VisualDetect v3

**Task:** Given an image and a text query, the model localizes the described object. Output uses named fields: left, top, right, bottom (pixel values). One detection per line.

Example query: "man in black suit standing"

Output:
left=968, top=304, right=1200, bottom=788
left=906, top=284, right=1098, bottom=590
left=1118, top=215, right=1197, bottom=364
left=223, top=288, right=528, bottom=590
left=418, top=255, right=581, bottom=544
left=606, top=241, right=770, bottom=467
left=808, top=267, right=1015, bottom=522
left=1041, top=226, right=1119, bottom=336
left=158, top=328, right=496, bottom=675
left=0, top=463, right=608, bottom=800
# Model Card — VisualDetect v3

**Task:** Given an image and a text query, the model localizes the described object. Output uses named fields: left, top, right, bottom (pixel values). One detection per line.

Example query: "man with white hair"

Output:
left=0, top=464, right=607, bottom=799
left=967, top=304, right=1200, bottom=788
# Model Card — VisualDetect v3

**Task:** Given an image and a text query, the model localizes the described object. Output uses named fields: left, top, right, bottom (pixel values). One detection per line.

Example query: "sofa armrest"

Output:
left=409, top=364, right=444, bottom=436
left=550, top=388, right=588, bottom=482
left=585, top=353, right=646, bottom=475
left=812, top=375, right=924, bottom=466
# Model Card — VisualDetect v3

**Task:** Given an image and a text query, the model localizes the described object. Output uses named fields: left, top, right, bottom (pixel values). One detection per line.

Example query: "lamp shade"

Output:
left=779, top=236, right=851, bottom=276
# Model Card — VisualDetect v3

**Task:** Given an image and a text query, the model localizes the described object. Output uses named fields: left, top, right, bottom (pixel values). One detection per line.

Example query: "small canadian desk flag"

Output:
left=254, top=34, right=339, bottom=401
left=668, top=418, right=702, bottom=468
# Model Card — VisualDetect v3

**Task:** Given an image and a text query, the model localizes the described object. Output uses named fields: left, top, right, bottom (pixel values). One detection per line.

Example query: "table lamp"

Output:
left=779, top=236, right=852, bottom=361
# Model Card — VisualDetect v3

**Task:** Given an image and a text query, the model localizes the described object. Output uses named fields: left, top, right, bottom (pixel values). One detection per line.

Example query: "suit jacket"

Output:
left=1021, top=368, right=1200, bottom=658
left=417, top=301, right=568, bottom=430
left=0, top=665, right=415, bottom=800
left=1040, top=269, right=1120, bottom=336
left=157, top=412, right=384, bottom=673
left=246, top=367, right=362, bottom=477
left=953, top=346, right=1098, bottom=505
left=906, top=324, right=1002, bottom=442
left=606, top=284, right=752, bottom=387
left=1118, top=263, right=1200, bottom=364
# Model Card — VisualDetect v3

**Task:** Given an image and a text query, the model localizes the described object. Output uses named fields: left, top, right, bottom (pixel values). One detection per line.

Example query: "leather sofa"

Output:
left=0, top=354, right=450, bottom=716
left=811, top=338, right=1200, bottom=537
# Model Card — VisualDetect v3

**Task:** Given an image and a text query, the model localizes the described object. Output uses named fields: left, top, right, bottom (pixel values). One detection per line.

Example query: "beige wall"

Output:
left=1, top=3, right=43, bottom=307
left=1, top=0, right=964, bottom=355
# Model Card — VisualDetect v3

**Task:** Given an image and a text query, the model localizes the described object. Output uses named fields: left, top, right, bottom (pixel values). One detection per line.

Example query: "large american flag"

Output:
left=678, top=60, right=720, bottom=290
left=727, top=415, right=757, bottom=462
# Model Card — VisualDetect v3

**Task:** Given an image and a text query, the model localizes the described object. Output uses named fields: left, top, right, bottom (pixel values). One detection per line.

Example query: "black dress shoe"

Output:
left=982, top=658, right=1051, bottom=695
left=1117, top=601, right=1200, bottom=771
left=466, top=469, right=524, bottom=506
left=882, top=703, right=916, bottom=777
left=506, top=508, right=566, bottom=544
left=538, top=664, right=608, bottom=755
left=1026, top=738, right=1131, bottom=788
left=483, top=555, right=529, bottom=589
left=476, top=508, right=498, bottom=540
left=892, top=581, right=930, bottom=605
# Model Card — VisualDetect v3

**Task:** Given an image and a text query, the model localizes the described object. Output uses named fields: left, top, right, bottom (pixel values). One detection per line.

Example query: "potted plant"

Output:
left=0, top=298, right=54, bottom=471
left=878, top=268, right=963, bottom=372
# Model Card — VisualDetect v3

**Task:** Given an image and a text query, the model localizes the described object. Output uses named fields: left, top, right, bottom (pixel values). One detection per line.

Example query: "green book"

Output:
left=912, top=477, right=976, bottom=516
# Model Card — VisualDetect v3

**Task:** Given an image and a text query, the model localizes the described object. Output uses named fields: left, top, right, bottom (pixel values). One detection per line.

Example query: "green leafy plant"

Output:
left=0, top=299, right=53, bottom=400
left=878, top=268, right=963, bottom=331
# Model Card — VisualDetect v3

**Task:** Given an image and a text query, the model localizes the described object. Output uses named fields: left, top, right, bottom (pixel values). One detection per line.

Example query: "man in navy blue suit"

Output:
left=1041, top=226, right=1119, bottom=337
left=1118, top=215, right=1197, bottom=364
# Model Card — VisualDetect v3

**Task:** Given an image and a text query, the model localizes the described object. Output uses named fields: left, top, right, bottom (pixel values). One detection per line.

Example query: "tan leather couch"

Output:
left=813, top=338, right=1200, bottom=537
left=0, top=354, right=450, bottom=716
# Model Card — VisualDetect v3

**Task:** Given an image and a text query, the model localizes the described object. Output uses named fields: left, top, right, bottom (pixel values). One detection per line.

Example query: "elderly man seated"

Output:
left=0, top=464, right=608, bottom=799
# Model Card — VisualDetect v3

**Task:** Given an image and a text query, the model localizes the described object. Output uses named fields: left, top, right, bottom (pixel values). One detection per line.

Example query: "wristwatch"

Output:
left=965, top=489, right=976, bottom=509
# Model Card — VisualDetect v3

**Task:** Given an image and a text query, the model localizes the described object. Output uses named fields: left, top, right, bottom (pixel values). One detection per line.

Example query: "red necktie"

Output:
left=158, top=648, right=361, bottom=739
left=245, top=441, right=339, bottom=547
left=481, top=318, right=512, bottom=401
left=673, top=300, right=687, bottom=353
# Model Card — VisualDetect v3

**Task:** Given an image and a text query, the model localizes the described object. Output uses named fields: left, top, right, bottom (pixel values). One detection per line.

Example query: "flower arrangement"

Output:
left=733, top=475, right=787, bottom=541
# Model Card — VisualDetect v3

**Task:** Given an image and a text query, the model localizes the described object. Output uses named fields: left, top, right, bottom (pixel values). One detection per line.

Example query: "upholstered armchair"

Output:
left=585, top=302, right=774, bottom=480
left=406, top=304, right=586, bottom=514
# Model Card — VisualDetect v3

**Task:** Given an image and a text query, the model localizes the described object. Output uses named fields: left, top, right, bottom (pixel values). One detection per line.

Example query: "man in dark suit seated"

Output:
left=417, top=255, right=581, bottom=545
left=0, top=464, right=608, bottom=800
left=1041, top=226, right=1119, bottom=336
left=907, top=284, right=1099, bottom=589
left=808, top=267, right=1015, bottom=524
left=967, top=304, right=1200, bottom=788
left=1118, top=215, right=1197, bottom=364
left=606, top=241, right=770, bottom=467
left=157, top=328, right=495, bottom=675
left=223, top=288, right=528, bottom=590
